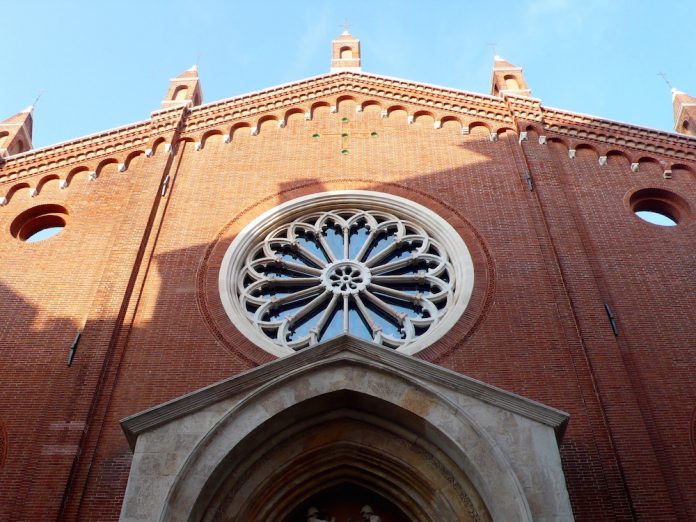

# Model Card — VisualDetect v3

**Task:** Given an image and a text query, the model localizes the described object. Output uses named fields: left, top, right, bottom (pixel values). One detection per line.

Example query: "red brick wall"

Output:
left=0, top=93, right=694, bottom=521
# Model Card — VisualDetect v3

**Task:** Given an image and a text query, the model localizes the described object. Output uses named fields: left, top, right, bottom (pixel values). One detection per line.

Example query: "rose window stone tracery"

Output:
left=219, top=191, right=475, bottom=357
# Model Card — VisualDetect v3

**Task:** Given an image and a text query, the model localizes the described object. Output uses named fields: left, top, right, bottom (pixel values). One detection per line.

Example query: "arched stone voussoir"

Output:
left=119, top=336, right=572, bottom=522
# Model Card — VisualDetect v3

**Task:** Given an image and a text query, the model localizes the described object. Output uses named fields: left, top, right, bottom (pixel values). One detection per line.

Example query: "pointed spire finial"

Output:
left=21, top=91, right=44, bottom=115
left=487, top=42, right=498, bottom=58
left=340, top=19, right=352, bottom=34
left=657, top=72, right=673, bottom=90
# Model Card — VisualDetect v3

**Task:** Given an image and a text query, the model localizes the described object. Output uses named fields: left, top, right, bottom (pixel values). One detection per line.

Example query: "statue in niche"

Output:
left=360, top=505, right=382, bottom=522
left=306, top=506, right=335, bottom=522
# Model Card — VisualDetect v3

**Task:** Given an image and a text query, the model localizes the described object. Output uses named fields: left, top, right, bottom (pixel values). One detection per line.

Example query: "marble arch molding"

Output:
left=119, top=337, right=573, bottom=522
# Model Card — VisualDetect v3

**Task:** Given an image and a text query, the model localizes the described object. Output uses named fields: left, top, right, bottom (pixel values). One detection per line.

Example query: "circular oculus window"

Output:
left=219, top=191, right=475, bottom=357
left=629, top=188, right=689, bottom=227
left=10, top=204, right=68, bottom=242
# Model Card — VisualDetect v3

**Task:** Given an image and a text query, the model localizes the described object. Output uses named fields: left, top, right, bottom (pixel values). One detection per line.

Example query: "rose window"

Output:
left=219, top=192, right=474, bottom=357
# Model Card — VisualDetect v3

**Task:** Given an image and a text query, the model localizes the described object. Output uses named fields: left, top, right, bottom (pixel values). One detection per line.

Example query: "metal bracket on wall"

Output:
left=67, top=331, right=82, bottom=366
left=604, top=303, right=618, bottom=336
left=524, top=169, right=534, bottom=191
left=161, top=175, right=171, bottom=197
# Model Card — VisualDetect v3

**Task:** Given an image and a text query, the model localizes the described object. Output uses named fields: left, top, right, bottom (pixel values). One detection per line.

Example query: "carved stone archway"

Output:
left=200, top=392, right=490, bottom=521
left=120, top=337, right=573, bottom=521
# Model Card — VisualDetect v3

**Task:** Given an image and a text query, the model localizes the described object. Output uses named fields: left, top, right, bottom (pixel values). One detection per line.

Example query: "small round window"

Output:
left=10, top=204, right=68, bottom=242
left=629, top=188, right=689, bottom=227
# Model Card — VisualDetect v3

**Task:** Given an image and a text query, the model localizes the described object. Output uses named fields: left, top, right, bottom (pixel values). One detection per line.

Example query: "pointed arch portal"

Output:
left=120, top=337, right=573, bottom=521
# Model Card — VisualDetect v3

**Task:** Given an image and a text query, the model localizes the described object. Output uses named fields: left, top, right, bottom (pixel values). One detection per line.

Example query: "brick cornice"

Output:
left=0, top=72, right=515, bottom=186
left=181, top=71, right=514, bottom=139
left=541, top=106, right=696, bottom=161
left=0, top=121, right=150, bottom=171
left=193, top=71, right=509, bottom=118
left=3, top=71, right=695, bottom=186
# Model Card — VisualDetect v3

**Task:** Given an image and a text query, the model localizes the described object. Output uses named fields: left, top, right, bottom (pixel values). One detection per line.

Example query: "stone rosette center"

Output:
left=322, top=260, right=371, bottom=295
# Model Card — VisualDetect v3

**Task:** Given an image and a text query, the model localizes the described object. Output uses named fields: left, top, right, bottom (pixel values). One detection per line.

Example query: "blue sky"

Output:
left=3, top=1, right=695, bottom=149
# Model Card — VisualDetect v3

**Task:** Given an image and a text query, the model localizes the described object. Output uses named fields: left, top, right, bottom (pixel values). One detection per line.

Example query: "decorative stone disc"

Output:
left=219, top=191, right=474, bottom=356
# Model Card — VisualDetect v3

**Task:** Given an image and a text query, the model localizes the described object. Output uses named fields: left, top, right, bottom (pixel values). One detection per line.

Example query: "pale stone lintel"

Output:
left=461, top=127, right=470, bottom=135
left=598, top=156, right=607, bottom=166
left=568, top=149, right=576, bottom=159
left=434, top=120, right=442, bottom=129
left=355, top=105, right=363, bottom=112
left=538, top=135, right=547, bottom=145
left=663, top=169, right=672, bottom=179
left=631, top=162, right=639, bottom=172
left=380, top=110, right=388, bottom=119
left=304, top=112, right=312, bottom=121
left=518, top=131, right=527, bottom=143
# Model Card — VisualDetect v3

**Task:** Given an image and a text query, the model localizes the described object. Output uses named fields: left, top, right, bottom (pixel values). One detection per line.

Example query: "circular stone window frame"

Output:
left=627, top=187, right=691, bottom=227
left=219, top=191, right=475, bottom=357
left=9, top=203, right=69, bottom=242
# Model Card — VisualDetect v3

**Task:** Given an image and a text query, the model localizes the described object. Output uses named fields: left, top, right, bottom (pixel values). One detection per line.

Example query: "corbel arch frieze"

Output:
left=543, top=120, right=696, bottom=163
left=178, top=90, right=515, bottom=145
left=0, top=137, right=150, bottom=185
left=181, top=73, right=513, bottom=140
left=0, top=121, right=150, bottom=178
left=0, top=146, right=151, bottom=206
left=537, top=128, right=696, bottom=181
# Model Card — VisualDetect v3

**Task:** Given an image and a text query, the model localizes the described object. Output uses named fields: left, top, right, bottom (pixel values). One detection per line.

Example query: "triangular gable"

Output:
left=121, top=334, right=568, bottom=449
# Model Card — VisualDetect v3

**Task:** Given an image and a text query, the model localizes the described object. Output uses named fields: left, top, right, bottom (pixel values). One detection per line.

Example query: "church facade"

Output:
left=1, top=32, right=695, bottom=521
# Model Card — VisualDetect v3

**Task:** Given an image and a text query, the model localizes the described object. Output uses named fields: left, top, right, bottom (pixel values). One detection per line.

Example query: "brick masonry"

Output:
left=0, top=57, right=695, bottom=521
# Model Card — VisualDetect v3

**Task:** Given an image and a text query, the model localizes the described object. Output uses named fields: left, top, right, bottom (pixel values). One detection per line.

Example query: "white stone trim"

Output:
left=119, top=337, right=572, bottom=522
left=218, top=191, right=475, bottom=357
